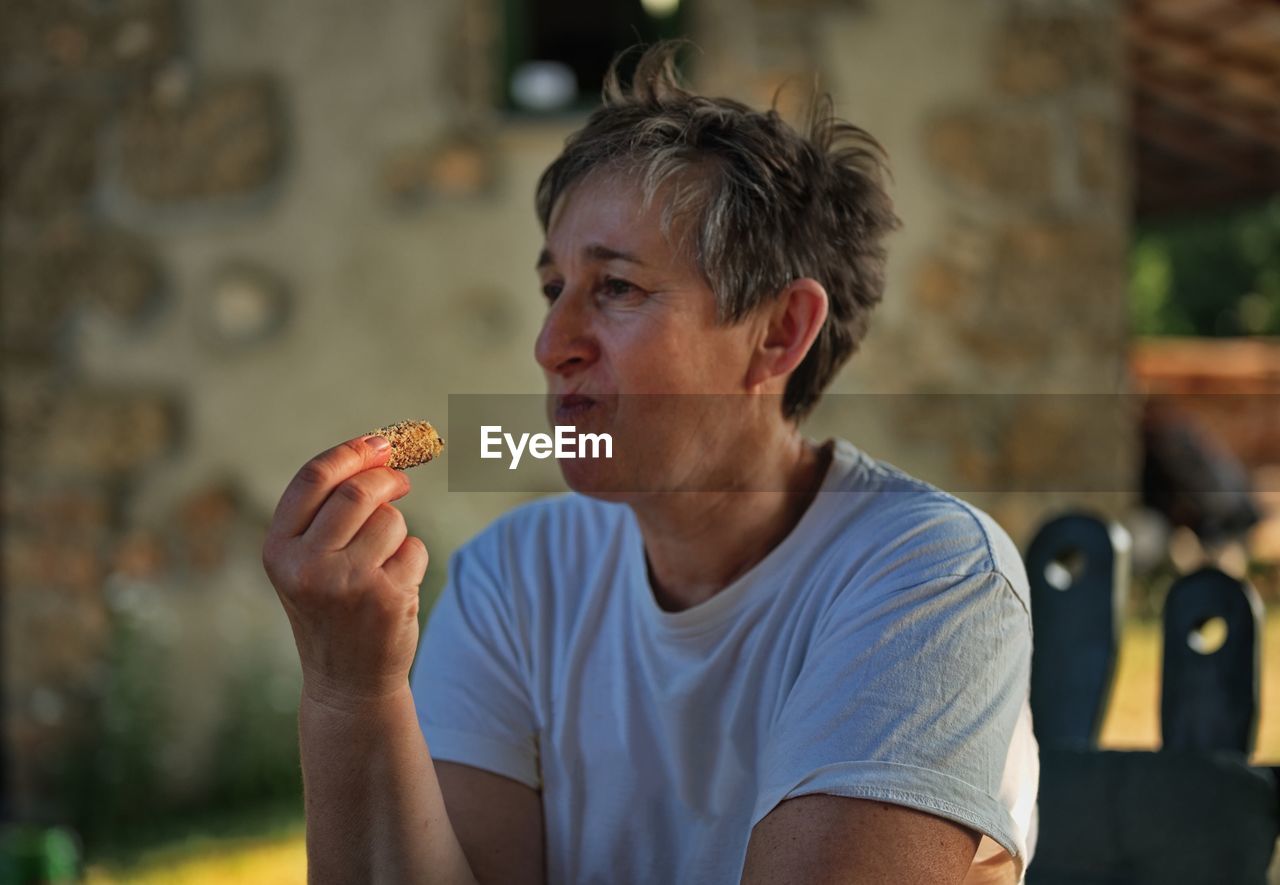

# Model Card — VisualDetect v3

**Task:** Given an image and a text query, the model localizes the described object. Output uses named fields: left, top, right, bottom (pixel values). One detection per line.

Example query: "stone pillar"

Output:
left=693, top=0, right=1135, bottom=542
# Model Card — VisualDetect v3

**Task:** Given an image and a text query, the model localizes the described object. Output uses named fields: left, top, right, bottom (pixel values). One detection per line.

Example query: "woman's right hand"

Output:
left=261, top=434, right=430, bottom=711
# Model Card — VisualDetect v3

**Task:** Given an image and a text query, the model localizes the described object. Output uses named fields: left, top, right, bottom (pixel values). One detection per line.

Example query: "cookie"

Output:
left=366, top=420, right=444, bottom=470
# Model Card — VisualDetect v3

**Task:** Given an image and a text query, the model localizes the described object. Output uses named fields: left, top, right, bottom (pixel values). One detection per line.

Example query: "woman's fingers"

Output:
left=270, top=436, right=393, bottom=538
left=306, top=467, right=410, bottom=551
left=345, top=502, right=410, bottom=567
left=382, top=535, right=429, bottom=589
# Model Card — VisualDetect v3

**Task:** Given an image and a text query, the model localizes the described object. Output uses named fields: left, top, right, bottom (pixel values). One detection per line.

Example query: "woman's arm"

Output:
left=299, top=684, right=477, bottom=885
left=263, top=434, right=476, bottom=884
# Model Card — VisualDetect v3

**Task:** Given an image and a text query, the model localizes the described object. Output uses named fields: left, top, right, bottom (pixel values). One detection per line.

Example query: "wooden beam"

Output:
left=1136, top=146, right=1249, bottom=188
left=1129, top=0, right=1273, bottom=36
left=1213, top=5, right=1280, bottom=64
left=1132, top=67, right=1280, bottom=152
left=1135, top=139, right=1280, bottom=217
left=1125, top=1, right=1280, bottom=77
left=1134, top=104, right=1274, bottom=177
left=1123, top=0, right=1280, bottom=215
left=1138, top=162, right=1279, bottom=199
left=1137, top=175, right=1277, bottom=217
left=1128, top=31, right=1280, bottom=109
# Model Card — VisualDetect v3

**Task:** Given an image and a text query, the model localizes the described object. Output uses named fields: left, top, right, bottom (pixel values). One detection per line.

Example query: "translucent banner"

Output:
left=442, top=393, right=1278, bottom=494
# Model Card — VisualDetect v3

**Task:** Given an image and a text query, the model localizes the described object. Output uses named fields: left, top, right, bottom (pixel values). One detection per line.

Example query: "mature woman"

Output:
left=263, top=44, right=1038, bottom=885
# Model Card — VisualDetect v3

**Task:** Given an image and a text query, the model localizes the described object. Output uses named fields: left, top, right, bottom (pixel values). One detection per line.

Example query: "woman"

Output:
left=263, top=43, right=1038, bottom=885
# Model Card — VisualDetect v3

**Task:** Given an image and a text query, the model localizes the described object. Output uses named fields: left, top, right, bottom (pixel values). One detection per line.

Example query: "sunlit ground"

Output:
left=83, top=613, right=1280, bottom=883
left=80, top=800, right=307, bottom=885
left=85, top=833, right=306, bottom=885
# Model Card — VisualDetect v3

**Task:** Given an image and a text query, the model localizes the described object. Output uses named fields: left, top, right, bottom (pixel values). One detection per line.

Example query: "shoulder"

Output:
left=438, top=493, right=630, bottom=635
left=821, top=440, right=1029, bottom=612
left=451, top=491, right=631, bottom=579
left=463, top=491, right=626, bottom=547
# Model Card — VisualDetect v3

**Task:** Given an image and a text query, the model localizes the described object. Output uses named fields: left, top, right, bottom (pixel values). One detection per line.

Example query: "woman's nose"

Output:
left=534, top=288, right=598, bottom=377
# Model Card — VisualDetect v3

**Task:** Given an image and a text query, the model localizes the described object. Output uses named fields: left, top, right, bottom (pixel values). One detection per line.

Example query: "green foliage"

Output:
left=206, top=654, right=302, bottom=809
left=1130, top=197, right=1280, bottom=337
left=60, top=605, right=171, bottom=851
left=60, top=588, right=304, bottom=862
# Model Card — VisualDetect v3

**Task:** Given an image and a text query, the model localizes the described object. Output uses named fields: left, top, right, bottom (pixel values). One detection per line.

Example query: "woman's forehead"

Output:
left=549, top=172, right=652, bottom=230
left=544, top=171, right=700, bottom=268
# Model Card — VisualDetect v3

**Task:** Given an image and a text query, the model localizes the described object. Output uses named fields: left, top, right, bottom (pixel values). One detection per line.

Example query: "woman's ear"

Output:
left=745, top=278, right=829, bottom=391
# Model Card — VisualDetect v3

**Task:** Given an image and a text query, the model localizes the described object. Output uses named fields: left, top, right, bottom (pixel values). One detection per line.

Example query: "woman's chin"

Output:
left=558, top=459, right=630, bottom=499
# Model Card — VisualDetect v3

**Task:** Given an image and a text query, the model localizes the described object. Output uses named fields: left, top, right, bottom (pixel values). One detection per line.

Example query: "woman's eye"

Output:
left=601, top=277, right=637, bottom=297
left=541, top=282, right=563, bottom=302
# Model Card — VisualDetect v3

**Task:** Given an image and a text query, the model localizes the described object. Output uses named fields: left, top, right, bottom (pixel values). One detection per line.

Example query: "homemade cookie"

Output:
left=366, top=420, right=444, bottom=470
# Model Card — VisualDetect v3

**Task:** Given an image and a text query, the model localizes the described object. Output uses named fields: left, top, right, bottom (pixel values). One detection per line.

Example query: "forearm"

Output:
left=299, top=683, right=479, bottom=885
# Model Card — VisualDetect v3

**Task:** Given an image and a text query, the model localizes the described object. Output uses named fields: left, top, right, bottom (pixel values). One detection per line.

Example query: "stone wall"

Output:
left=2, top=0, right=1133, bottom=827
left=696, top=0, right=1134, bottom=534
left=4, top=0, right=187, bottom=826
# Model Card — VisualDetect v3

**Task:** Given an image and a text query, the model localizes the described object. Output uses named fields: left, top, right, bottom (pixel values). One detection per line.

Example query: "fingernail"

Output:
left=363, top=435, right=391, bottom=453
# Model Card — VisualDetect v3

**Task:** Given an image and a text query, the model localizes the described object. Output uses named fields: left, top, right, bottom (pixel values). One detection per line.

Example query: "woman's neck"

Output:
left=628, top=433, right=833, bottom=612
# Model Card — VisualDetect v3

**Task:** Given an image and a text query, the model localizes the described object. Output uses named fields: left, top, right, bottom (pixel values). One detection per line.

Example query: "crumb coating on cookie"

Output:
left=367, top=420, right=444, bottom=469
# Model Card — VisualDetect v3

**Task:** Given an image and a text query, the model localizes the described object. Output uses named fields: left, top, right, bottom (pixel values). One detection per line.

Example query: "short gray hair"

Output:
left=535, top=42, right=901, bottom=420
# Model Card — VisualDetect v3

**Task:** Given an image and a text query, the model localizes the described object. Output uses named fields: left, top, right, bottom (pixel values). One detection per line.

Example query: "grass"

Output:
left=82, top=802, right=306, bottom=885
left=84, top=835, right=306, bottom=885
left=82, top=614, right=1280, bottom=883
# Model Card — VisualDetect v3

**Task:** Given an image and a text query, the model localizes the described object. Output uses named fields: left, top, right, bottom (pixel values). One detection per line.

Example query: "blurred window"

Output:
left=502, top=0, right=689, bottom=114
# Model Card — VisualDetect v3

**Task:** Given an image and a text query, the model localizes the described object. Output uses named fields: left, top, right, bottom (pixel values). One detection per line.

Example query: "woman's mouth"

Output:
left=555, top=393, right=598, bottom=423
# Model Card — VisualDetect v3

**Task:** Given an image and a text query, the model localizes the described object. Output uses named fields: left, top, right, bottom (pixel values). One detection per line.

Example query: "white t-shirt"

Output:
left=411, top=437, right=1039, bottom=884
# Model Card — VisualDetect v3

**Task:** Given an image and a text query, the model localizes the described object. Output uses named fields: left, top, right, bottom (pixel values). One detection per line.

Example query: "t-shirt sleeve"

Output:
left=409, top=542, right=541, bottom=791
left=751, top=568, right=1031, bottom=857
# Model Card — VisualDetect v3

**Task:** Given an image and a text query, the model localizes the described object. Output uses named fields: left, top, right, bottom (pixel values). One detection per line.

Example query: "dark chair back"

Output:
left=1162, top=566, right=1264, bottom=755
left=1027, top=512, right=1129, bottom=749
left=1024, top=514, right=1277, bottom=884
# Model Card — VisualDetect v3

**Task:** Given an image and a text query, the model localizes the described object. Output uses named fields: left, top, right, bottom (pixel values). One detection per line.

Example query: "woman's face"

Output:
left=534, top=171, right=772, bottom=496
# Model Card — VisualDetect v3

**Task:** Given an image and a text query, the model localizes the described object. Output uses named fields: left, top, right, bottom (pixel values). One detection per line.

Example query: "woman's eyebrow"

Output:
left=584, top=244, right=646, bottom=266
left=536, top=244, right=647, bottom=270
